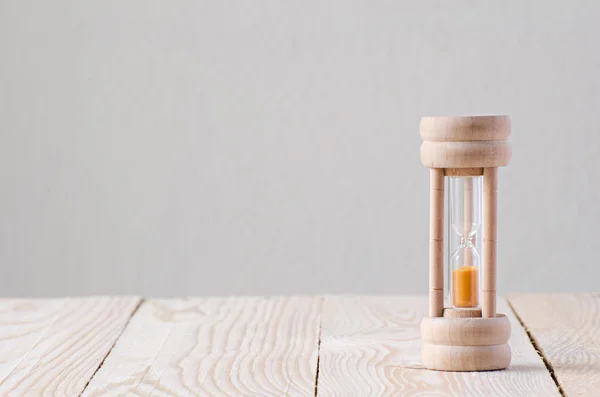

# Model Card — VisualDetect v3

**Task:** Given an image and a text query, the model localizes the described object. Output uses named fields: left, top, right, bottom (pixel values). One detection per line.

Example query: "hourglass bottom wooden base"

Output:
left=420, top=311, right=511, bottom=371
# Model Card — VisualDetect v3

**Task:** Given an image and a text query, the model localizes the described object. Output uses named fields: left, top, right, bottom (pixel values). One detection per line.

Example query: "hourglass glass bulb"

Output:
left=448, top=176, right=482, bottom=309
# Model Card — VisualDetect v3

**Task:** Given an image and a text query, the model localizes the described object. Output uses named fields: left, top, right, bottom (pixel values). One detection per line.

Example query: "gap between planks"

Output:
left=78, top=298, right=145, bottom=397
left=0, top=297, right=141, bottom=396
left=313, top=302, right=323, bottom=397
left=505, top=299, right=567, bottom=397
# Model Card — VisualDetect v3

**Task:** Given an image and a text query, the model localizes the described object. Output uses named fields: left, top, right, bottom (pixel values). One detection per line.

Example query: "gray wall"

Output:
left=1, top=1, right=599, bottom=296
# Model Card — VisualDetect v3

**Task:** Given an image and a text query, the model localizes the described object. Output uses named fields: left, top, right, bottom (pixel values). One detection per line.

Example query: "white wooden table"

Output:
left=0, top=294, right=597, bottom=396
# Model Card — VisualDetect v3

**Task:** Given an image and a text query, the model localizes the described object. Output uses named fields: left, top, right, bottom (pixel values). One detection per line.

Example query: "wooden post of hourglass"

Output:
left=420, top=115, right=512, bottom=371
left=429, top=168, right=444, bottom=318
left=482, top=167, right=498, bottom=318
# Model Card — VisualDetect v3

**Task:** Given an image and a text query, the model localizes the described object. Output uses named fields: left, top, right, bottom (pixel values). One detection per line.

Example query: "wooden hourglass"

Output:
left=419, top=115, right=512, bottom=371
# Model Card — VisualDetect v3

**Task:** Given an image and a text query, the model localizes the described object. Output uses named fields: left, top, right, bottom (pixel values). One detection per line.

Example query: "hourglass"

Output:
left=419, top=115, right=512, bottom=371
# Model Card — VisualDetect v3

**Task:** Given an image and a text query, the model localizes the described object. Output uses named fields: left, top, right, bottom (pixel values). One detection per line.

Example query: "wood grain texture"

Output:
left=317, top=296, right=560, bottom=397
left=420, top=116, right=511, bottom=142
left=507, top=293, right=600, bottom=397
left=82, top=296, right=321, bottom=397
left=0, top=297, right=140, bottom=397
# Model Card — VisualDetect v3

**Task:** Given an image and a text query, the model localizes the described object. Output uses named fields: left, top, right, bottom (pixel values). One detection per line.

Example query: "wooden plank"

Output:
left=82, top=296, right=321, bottom=396
left=317, top=296, right=561, bottom=397
left=507, top=293, right=600, bottom=397
left=0, top=297, right=140, bottom=396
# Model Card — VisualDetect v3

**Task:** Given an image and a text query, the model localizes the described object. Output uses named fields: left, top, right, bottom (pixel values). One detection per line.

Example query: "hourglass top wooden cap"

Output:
left=420, top=115, right=512, bottom=168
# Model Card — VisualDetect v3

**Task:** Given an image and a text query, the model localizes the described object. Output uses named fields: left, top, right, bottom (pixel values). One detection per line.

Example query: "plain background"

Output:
left=1, top=1, right=599, bottom=297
